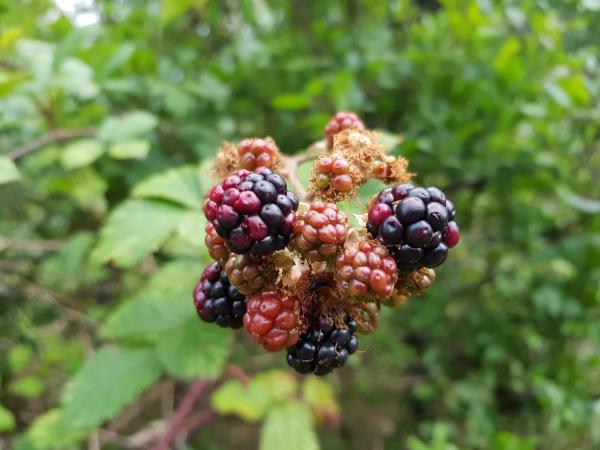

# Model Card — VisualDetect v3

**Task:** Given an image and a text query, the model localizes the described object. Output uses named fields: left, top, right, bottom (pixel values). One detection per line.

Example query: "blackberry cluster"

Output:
left=291, top=202, right=349, bottom=261
left=238, top=137, right=281, bottom=171
left=367, top=184, right=460, bottom=272
left=205, top=222, right=230, bottom=266
left=224, top=253, right=275, bottom=296
left=203, top=168, right=299, bottom=256
left=324, top=112, right=365, bottom=149
left=286, top=318, right=359, bottom=376
left=243, top=289, right=300, bottom=352
left=335, top=240, right=398, bottom=299
left=193, top=262, right=246, bottom=329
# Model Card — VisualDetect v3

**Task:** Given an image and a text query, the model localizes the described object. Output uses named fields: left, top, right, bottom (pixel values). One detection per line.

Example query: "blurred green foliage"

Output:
left=0, top=0, right=599, bottom=449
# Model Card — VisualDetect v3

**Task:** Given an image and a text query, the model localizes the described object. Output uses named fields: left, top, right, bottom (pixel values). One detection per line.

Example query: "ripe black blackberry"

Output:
left=366, top=184, right=460, bottom=272
left=193, top=262, right=246, bottom=329
left=203, top=168, right=299, bottom=257
left=286, top=317, right=359, bottom=376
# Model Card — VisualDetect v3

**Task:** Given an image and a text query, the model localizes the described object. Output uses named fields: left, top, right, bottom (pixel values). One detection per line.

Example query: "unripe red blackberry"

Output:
left=224, top=253, right=277, bottom=296
left=205, top=222, right=230, bottom=265
left=237, top=137, right=281, bottom=171
left=366, top=184, right=460, bottom=272
left=203, top=168, right=299, bottom=257
left=291, top=202, right=349, bottom=261
left=243, top=289, right=300, bottom=352
left=193, top=262, right=246, bottom=329
left=311, top=152, right=361, bottom=202
left=335, top=240, right=398, bottom=299
left=324, top=112, right=365, bottom=150
left=286, top=316, right=358, bottom=376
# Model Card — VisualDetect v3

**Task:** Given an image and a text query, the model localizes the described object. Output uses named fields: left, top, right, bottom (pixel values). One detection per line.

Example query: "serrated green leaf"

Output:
left=61, top=347, right=161, bottom=428
left=157, top=316, right=232, bottom=379
left=212, top=370, right=297, bottom=421
left=61, top=139, right=105, bottom=169
left=108, top=139, right=150, bottom=160
left=0, top=404, right=16, bottom=432
left=0, top=156, right=21, bottom=185
left=98, top=111, right=158, bottom=143
left=91, top=199, right=185, bottom=267
left=133, top=165, right=206, bottom=209
left=27, top=409, right=87, bottom=449
left=101, top=259, right=200, bottom=338
left=259, top=401, right=319, bottom=450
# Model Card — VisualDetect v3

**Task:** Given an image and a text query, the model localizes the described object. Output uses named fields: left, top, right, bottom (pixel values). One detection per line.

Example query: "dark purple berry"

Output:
left=266, top=173, right=287, bottom=192
left=427, top=187, right=446, bottom=204
left=426, top=202, right=449, bottom=231
left=276, top=194, right=293, bottom=215
left=396, top=197, right=426, bottom=224
left=421, top=243, right=448, bottom=268
left=405, top=220, right=433, bottom=247
left=408, top=187, right=430, bottom=202
left=260, top=204, right=284, bottom=230
left=253, top=180, right=277, bottom=203
left=379, top=216, right=403, bottom=245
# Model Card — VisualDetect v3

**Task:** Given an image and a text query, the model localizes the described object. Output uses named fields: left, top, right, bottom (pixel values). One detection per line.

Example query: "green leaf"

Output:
left=8, top=344, right=34, bottom=373
left=27, top=409, right=87, bottom=449
left=259, top=401, right=319, bottom=450
left=212, top=370, right=298, bottom=421
left=133, top=165, right=206, bottom=209
left=301, top=377, right=339, bottom=422
left=0, top=404, right=16, bottom=432
left=91, top=199, right=185, bottom=267
left=9, top=376, right=45, bottom=399
left=61, top=347, right=161, bottom=428
left=98, top=111, right=158, bottom=143
left=0, top=156, right=21, bottom=185
left=108, top=139, right=151, bottom=160
left=61, top=139, right=105, bottom=169
left=101, top=259, right=200, bottom=339
left=271, top=93, right=311, bottom=111
left=157, top=316, right=232, bottom=380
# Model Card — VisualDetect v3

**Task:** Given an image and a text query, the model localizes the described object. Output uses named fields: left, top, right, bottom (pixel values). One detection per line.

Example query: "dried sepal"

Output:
left=309, top=151, right=361, bottom=202
left=395, top=267, right=436, bottom=298
left=370, top=155, right=414, bottom=185
left=213, top=141, right=240, bottom=180
left=347, top=300, right=380, bottom=334
left=332, top=129, right=385, bottom=175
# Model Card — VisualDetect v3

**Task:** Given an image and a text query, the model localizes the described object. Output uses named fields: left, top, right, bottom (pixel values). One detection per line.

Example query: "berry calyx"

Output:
left=291, top=202, right=349, bottom=261
left=193, top=262, right=247, bottom=329
left=237, top=137, right=282, bottom=171
left=203, top=168, right=299, bottom=257
left=324, top=112, right=365, bottom=150
left=366, top=184, right=459, bottom=272
left=335, top=240, right=398, bottom=299
left=243, top=289, right=300, bottom=352
left=286, top=316, right=358, bottom=376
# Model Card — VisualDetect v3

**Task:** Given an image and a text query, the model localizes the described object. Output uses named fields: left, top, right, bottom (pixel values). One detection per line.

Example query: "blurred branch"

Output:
left=0, top=237, right=63, bottom=252
left=0, top=272, right=98, bottom=329
left=150, top=379, right=209, bottom=450
left=6, top=128, right=96, bottom=161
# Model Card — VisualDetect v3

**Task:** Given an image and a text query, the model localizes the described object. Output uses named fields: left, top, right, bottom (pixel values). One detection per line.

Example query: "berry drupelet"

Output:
left=335, top=240, right=398, bottom=299
left=291, top=202, right=349, bottom=261
left=286, top=317, right=359, bottom=376
left=193, top=262, right=246, bottom=329
left=324, top=112, right=365, bottom=149
left=224, top=253, right=276, bottom=296
left=367, top=184, right=460, bottom=272
left=205, top=222, right=230, bottom=266
left=243, top=289, right=300, bottom=352
left=203, top=168, right=299, bottom=257
left=311, top=152, right=361, bottom=202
